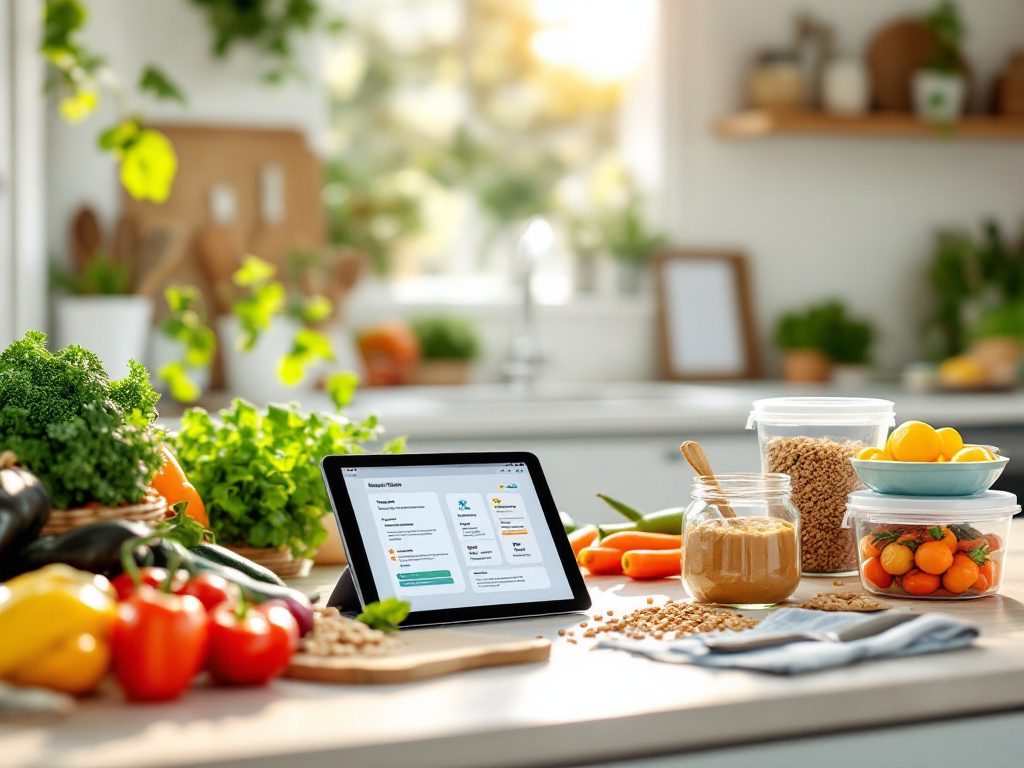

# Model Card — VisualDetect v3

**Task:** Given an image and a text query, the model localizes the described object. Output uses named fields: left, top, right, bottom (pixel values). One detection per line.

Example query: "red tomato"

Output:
left=207, top=602, right=299, bottom=686
left=112, top=587, right=210, bottom=702
left=111, top=567, right=188, bottom=602
left=177, top=573, right=240, bottom=612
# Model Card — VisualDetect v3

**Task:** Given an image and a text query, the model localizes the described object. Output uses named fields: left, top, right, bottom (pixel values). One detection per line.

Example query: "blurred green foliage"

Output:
left=775, top=301, right=875, bottom=365
left=411, top=316, right=481, bottom=362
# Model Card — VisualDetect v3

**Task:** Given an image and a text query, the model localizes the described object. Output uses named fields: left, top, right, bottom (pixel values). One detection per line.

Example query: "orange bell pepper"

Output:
left=151, top=445, right=209, bottom=527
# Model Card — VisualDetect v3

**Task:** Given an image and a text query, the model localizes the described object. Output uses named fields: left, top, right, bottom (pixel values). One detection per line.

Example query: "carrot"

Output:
left=568, top=524, right=599, bottom=557
left=598, top=531, right=682, bottom=552
left=621, top=549, right=682, bottom=579
left=577, top=546, right=624, bottom=575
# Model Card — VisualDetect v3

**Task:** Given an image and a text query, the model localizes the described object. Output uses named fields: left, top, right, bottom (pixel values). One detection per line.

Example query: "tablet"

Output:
left=320, top=452, right=591, bottom=627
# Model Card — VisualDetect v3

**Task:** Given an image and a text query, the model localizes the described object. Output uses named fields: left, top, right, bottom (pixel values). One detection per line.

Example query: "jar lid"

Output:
left=844, top=489, right=1020, bottom=526
left=746, top=396, right=895, bottom=428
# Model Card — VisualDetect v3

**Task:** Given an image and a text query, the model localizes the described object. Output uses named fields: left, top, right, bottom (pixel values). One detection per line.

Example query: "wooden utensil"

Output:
left=69, top=207, right=102, bottom=274
left=679, top=440, right=735, bottom=518
left=285, top=629, right=551, bottom=684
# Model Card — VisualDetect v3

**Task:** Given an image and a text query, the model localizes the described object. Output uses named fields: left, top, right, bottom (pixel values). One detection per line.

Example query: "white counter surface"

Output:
left=306, top=382, right=1024, bottom=440
left=5, top=520, right=1024, bottom=768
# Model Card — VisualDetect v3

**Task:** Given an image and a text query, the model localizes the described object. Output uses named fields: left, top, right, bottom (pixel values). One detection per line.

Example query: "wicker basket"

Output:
left=41, top=489, right=168, bottom=537
left=227, top=544, right=313, bottom=580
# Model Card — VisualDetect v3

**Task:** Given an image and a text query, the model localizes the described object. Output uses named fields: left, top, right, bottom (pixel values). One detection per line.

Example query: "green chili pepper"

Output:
left=596, top=494, right=685, bottom=537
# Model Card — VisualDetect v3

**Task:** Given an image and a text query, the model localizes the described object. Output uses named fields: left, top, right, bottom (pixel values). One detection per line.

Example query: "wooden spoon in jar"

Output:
left=679, top=440, right=736, bottom=519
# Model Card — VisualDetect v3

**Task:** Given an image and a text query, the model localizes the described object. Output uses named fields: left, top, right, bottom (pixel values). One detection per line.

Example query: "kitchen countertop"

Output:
left=170, top=382, right=1024, bottom=440
left=5, top=521, right=1024, bottom=768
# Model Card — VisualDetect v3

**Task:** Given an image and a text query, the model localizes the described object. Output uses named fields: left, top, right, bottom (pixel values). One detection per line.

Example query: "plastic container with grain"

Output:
left=747, top=397, right=895, bottom=576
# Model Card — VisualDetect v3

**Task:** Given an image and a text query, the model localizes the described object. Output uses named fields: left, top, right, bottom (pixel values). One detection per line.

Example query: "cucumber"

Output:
left=188, top=542, right=286, bottom=587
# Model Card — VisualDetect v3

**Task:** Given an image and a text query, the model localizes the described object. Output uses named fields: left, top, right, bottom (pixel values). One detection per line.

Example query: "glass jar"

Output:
left=747, top=397, right=895, bottom=576
left=682, top=474, right=801, bottom=609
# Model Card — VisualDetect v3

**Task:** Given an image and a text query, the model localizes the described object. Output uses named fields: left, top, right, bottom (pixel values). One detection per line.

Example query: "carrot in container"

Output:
left=621, top=549, right=683, bottom=580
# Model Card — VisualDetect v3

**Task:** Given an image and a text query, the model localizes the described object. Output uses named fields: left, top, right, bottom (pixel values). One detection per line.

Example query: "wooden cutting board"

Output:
left=285, top=629, right=551, bottom=684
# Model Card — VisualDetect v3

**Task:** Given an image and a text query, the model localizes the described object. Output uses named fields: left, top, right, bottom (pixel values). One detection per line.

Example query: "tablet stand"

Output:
left=325, top=566, right=360, bottom=612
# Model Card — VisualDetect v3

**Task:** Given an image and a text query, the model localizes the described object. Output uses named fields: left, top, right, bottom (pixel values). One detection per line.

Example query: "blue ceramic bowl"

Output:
left=851, top=456, right=1009, bottom=497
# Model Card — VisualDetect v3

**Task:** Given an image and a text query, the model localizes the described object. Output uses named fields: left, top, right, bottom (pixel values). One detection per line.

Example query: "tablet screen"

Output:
left=338, top=460, right=576, bottom=613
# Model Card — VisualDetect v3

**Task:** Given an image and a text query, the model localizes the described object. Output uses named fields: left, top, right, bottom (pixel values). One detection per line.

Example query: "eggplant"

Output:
left=0, top=452, right=51, bottom=561
left=4, top=520, right=161, bottom=580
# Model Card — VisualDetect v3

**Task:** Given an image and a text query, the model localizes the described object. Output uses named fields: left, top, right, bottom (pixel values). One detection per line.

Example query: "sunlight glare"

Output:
left=531, top=0, right=656, bottom=84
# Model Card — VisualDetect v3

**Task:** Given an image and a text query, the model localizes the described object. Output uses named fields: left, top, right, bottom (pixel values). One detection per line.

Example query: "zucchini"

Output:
left=188, top=542, right=286, bottom=587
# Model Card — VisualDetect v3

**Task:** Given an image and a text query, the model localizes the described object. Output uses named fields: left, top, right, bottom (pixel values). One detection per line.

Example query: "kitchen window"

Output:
left=322, top=0, right=660, bottom=303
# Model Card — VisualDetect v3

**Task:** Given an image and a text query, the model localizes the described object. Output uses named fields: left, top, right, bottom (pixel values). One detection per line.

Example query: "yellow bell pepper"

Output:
left=0, top=564, right=117, bottom=695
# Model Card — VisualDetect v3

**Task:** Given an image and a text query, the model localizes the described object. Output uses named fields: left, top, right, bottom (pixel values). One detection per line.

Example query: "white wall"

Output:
left=662, top=0, right=1024, bottom=375
left=45, top=0, right=328, bottom=274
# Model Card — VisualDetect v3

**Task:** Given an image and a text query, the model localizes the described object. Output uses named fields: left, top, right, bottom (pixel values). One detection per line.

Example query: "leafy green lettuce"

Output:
left=173, top=398, right=403, bottom=558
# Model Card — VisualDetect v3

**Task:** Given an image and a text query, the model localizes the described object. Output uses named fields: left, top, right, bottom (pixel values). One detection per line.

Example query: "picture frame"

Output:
left=655, top=249, right=760, bottom=380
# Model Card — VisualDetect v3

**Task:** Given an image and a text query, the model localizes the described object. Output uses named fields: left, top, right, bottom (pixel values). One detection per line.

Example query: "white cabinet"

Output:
left=407, top=433, right=762, bottom=522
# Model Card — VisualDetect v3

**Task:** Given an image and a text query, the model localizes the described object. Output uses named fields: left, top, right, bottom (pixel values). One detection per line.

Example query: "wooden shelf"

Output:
left=715, top=110, right=1024, bottom=141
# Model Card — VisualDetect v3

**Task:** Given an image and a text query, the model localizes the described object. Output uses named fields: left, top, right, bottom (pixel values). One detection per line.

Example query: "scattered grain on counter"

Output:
left=574, top=600, right=759, bottom=641
left=299, top=607, right=400, bottom=657
left=801, top=592, right=887, bottom=613
left=766, top=436, right=865, bottom=574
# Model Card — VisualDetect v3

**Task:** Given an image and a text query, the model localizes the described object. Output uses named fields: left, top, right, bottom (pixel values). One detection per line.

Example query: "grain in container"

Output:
left=747, top=397, right=895, bottom=575
left=844, top=490, right=1018, bottom=600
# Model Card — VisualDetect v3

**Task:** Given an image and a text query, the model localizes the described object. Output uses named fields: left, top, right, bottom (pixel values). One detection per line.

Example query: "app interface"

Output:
left=341, top=463, right=574, bottom=611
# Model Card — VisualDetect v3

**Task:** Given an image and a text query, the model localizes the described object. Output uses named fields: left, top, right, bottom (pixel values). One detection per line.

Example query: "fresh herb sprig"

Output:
left=357, top=598, right=411, bottom=632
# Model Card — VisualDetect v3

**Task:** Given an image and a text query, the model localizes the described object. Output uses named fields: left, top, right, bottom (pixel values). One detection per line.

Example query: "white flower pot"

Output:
left=55, top=295, right=153, bottom=377
left=218, top=315, right=313, bottom=405
left=822, top=59, right=869, bottom=116
left=913, top=70, right=966, bottom=122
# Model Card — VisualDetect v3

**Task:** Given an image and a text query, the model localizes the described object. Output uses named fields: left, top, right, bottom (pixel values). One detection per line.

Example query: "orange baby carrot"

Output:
left=578, top=546, right=624, bottom=575
left=621, top=549, right=683, bottom=580
left=598, top=531, right=682, bottom=552
left=568, top=524, right=600, bottom=557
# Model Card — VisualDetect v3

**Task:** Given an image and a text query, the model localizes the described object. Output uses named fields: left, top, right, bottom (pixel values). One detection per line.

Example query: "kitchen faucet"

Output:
left=503, top=217, right=551, bottom=387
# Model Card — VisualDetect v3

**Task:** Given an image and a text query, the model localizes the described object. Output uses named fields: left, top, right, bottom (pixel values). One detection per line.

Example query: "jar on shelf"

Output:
left=747, top=397, right=895, bottom=576
left=682, top=473, right=801, bottom=609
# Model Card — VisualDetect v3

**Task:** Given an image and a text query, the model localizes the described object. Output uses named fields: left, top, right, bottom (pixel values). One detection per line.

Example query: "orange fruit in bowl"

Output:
left=888, top=421, right=943, bottom=462
left=914, top=540, right=954, bottom=575
left=856, top=446, right=889, bottom=461
left=950, top=445, right=996, bottom=462
left=937, top=427, right=964, bottom=460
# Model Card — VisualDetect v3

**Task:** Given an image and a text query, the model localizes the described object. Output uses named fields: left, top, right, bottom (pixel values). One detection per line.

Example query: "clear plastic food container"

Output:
left=844, top=490, right=1019, bottom=600
left=747, top=397, right=895, bottom=575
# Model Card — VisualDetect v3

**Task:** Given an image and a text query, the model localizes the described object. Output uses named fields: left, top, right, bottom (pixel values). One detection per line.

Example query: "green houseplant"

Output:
left=968, top=302, right=1024, bottom=386
left=219, top=256, right=336, bottom=404
left=601, top=193, right=665, bottom=294
left=155, top=285, right=217, bottom=403
left=774, top=301, right=875, bottom=383
left=913, top=0, right=967, bottom=123
left=0, top=332, right=163, bottom=517
left=173, top=397, right=403, bottom=576
left=411, top=315, right=481, bottom=386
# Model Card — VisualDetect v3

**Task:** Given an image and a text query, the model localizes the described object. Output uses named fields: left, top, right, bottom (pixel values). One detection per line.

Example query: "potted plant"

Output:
left=0, top=332, right=165, bottom=533
left=775, top=305, right=833, bottom=383
left=913, top=1, right=967, bottom=123
left=601, top=193, right=665, bottom=295
left=411, top=315, right=481, bottom=386
left=218, top=256, right=336, bottom=404
left=150, top=285, right=217, bottom=403
left=968, top=302, right=1024, bottom=386
left=52, top=249, right=153, bottom=378
left=826, top=308, right=876, bottom=385
left=173, top=394, right=403, bottom=578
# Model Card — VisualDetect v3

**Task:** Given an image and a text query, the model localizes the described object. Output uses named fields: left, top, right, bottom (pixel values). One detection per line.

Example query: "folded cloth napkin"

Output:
left=596, top=608, right=979, bottom=675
